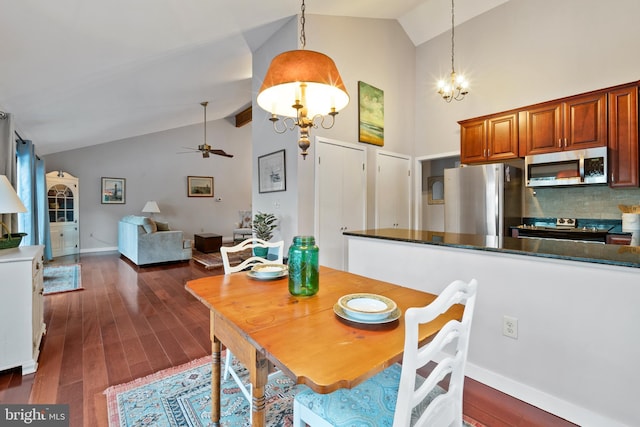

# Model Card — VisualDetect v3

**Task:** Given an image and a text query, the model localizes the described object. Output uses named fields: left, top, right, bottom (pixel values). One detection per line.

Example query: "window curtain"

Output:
left=0, top=112, right=19, bottom=233
left=17, top=139, right=52, bottom=260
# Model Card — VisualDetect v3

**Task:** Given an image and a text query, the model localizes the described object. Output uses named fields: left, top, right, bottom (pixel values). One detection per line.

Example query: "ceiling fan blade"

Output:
left=176, top=103, right=233, bottom=159
left=211, top=149, right=234, bottom=158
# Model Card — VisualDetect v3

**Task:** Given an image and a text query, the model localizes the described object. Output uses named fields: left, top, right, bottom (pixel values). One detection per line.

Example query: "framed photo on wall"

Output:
left=188, top=176, right=214, bottom=197
left=258, top=149, right=286, bottom=193
left=358, top=81, right=384, bottom=146
left=101, top=177, right=126, bottom=204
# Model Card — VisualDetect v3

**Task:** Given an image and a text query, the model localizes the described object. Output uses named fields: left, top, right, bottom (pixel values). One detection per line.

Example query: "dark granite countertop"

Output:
left=343, top=228, right=640, bottom=269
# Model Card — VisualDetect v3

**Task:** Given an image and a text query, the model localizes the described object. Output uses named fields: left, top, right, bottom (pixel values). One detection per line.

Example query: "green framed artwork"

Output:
left=358, top=81, right=384, bottom=146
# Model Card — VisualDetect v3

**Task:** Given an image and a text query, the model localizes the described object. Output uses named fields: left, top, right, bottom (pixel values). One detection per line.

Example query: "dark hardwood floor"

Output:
left=0, top=251, right=576, bottom=426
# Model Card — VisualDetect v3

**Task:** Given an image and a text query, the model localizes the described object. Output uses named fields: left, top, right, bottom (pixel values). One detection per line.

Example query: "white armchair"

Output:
left=233, top=210, right=252, bottom=242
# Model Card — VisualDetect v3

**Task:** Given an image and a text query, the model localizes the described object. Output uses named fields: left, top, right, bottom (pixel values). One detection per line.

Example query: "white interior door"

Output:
left=315, top=138, right=366, bottom=270
left=375, top=151, right=411, bottom=229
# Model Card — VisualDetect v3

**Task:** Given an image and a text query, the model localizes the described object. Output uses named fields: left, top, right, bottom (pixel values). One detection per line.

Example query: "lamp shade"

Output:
left=0, top=175, right=27, bottom=213
left=142, top=201, right=160, bottom=214
left=257, top=50, right=349, bottom=118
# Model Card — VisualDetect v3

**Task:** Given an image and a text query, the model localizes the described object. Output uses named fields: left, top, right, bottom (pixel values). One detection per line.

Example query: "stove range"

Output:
left=513, top=218, right=613, bottom=242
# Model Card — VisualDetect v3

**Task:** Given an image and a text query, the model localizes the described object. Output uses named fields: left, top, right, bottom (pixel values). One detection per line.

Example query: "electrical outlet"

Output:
left=503, top=315, right=518, bottom=339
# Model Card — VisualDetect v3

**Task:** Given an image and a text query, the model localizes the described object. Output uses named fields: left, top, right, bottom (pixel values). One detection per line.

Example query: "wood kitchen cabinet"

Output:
left=460, top=112, right=519, bottom=164
left=606, top=234, right=633, bottom=245
left=520, top=91, right=607, bottom=156
left=608, top=84, right=638, bottom=188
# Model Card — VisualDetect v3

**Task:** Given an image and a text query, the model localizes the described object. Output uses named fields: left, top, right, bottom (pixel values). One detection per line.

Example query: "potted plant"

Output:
left=252, top=212, right=278, bottom=257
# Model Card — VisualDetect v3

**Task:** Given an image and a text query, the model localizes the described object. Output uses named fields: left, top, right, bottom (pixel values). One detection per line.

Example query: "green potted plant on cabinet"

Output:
left=252, top=211, right=278, bottom=257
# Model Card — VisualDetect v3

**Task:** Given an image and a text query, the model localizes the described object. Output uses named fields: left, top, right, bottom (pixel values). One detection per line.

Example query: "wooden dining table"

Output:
left=185, top=265, right=463, bottom=427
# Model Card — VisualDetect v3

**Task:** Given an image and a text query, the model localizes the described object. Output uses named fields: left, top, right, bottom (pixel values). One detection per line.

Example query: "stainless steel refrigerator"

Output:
left=444, top=163, right=522, bottom=237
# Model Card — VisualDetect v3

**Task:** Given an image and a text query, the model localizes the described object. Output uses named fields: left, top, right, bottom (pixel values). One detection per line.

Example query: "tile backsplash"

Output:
left=523, top=185, right=640, bottom=219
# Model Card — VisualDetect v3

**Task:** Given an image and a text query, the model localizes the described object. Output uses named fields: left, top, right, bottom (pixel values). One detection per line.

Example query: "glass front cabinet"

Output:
left=46, top=171, right=79, bottom=257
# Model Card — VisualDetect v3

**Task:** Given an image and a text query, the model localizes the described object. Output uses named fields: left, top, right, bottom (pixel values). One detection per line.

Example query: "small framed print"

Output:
left=258, top=149, right=286, bottom=193
left=188, top=176, right=214, bottom=197
left=101, top=177, right=126, bottom=204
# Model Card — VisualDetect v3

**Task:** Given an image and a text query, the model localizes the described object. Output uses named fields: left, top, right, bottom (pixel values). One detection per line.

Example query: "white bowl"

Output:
left=251, top=263, right=287, bottom=278
left=337, top=293, right=397, bottom=321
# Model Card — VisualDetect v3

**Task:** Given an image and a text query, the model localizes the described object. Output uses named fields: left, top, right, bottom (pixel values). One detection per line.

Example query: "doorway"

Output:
left=415, top=154, right=459, bottom=231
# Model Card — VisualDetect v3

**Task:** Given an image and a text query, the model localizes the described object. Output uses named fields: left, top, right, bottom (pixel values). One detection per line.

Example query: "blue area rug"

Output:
left=104, top=355, right=486, bottom=427
left=104, top=355, right=297, bottom=426
left=43, top=264, right=83, bottom=295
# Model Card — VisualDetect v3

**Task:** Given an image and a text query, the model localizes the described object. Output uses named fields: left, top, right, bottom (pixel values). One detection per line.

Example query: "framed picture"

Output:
left=427, top=176, right=444, bottom=205
left=188, top=176, right=214, bottom=197
left=258, top=149, right=286, bottom=193
left=101, top=177, right=126, bottom=204
left=358, top=81, right=384, bottom=146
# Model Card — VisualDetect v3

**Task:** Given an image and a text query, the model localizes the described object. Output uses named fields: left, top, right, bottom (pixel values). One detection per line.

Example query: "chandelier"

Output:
left=437, top=0, right=469, bottom=102
left=256, top=0, right=349, bottom=159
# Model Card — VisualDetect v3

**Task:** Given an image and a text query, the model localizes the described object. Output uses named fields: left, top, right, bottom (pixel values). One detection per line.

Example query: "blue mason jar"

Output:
left=288, top=236, right=319, bottom=296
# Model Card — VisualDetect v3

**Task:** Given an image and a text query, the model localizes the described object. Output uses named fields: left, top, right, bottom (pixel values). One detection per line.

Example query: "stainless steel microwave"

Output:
left=525, top=146, right=608, bottom=187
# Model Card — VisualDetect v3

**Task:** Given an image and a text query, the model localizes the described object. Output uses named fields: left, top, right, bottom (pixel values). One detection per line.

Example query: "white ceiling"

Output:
left=0, top=0, right=508, bottom=155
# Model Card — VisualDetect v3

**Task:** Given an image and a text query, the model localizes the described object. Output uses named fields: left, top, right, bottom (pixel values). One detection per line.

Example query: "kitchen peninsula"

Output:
left=344, top=228, right=639, bottom=427
left=345, top=228, right=640, bottom=269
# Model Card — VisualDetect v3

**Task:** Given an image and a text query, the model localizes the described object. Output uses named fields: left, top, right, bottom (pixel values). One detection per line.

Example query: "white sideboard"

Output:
left=0, top=245, right=46, bottom=374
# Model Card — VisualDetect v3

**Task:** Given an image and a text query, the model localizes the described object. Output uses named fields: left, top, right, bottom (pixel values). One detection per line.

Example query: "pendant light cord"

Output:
left=450, top=0, right=455, bottom=73
left=300, top=0, right=306, bottom=49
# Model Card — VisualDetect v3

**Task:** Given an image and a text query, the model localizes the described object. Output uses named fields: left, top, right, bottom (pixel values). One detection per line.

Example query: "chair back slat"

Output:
left=220, top=238, right=284, bottom=274
left=292, top=278, right=478, bottom=427
left=393, top=278, right=478, bottom=427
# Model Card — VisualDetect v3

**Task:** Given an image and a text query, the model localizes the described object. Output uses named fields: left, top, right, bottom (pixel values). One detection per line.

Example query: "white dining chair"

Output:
left=293, top=278, right=478, bottom=427
left=219, top=237, right=285, bottom=422
left=220, top=237, right=283, bottom=273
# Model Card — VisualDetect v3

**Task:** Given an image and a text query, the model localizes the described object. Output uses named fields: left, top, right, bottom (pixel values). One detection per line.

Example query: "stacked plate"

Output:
left=247, top=263, right=288, bottom=280
left=334, top=293, right=400, bottom=324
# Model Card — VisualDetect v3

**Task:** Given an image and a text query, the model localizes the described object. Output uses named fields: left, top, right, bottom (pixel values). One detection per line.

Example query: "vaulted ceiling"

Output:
left=0, top=0, right=508, bottom=154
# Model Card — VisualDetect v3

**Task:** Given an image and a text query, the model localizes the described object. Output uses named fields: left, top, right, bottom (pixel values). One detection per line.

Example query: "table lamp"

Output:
left=0, top=175, right=28, bottom=249
left=142, top=201, right=160, bottom=218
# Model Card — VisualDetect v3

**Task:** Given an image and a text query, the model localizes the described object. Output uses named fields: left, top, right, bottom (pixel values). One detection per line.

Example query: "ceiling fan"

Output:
left=180, top=101, right=233, bottom=159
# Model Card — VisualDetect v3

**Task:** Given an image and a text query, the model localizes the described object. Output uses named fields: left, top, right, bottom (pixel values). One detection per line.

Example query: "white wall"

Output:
left=252, top=16, right=298, bottom=248
left=44, top=117, right=251, bottom=251
left=415, top=0, right=640, bottom=158
left=348, top=236, right=640, bottom=427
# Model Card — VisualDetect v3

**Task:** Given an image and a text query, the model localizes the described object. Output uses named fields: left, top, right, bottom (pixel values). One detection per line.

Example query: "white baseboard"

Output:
left=79, top=246, right=117, bottom=254
left=464, top=362, right=628, bottom=427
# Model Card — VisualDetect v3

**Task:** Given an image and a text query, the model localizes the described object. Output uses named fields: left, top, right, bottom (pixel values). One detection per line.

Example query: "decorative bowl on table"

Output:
left=337, top=293, right=397, bottom=321
left=250, top=263, right=288, bottom=278
left=0, top=233, right=27, bottom=250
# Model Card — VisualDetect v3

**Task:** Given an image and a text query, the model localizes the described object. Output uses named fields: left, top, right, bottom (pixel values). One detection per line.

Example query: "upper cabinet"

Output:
left=459, top=81, right=639, bottom=187
left=519, top=91, right=607, bottom=156
left=608, top=84, right=638, bottom=188
left=460, top=112, right=519, bottom=164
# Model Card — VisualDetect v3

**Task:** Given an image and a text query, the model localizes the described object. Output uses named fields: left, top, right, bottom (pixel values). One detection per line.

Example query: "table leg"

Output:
left=250, top=353, right=269, bottom=427
left=210, top=315, right=221, bottom=426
